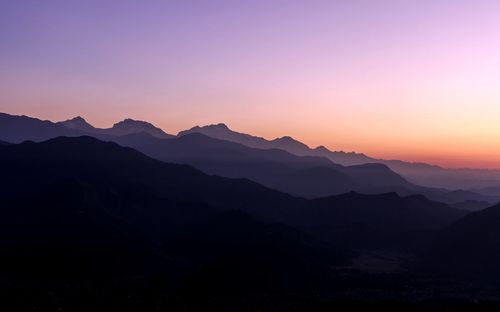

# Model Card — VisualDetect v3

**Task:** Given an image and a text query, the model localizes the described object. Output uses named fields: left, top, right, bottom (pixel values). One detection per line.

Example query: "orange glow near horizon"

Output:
left=1, top=1, right=500, bottom=169
left=3, top=104, right=500, bottom=170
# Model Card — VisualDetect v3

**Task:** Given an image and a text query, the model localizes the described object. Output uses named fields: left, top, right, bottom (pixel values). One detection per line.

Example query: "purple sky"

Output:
left=1, top=0, right=500, bottom=168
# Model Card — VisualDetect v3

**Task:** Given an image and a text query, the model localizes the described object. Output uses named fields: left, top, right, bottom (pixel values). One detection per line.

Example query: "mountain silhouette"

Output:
left=449, top=199, right=492, bottom=211
left=471, top=186, right=500, bottom=197
left=425, top=202, right=500, bottom=283
left=5, top=112, right=500, bottom=191
left=0, top=112, right=86, bottom=143
left=0, top=136, right=465, bottom=247
left=0, top=113, right=419, bottom=198
left=178, top=122, right=500, bottom=190
left=0, top=136, right=352, bottom=300
left=2, top=112, right=498, bottom=205
left=58, top=115, right=174, bottom=138
left=179, top=123, right=366, bottom=159
left=107, top=118, right=173, bottom=138
left=111, top=132, right=416, bottom=197
left=111, top=132, right=500, bottom=206
left=179, top=123, right=311, bottom=155
left=343, top=163, right=409, bottom=186
left=0, top=135, right=483, bottom=308
left=58, top=116, right=95, bottom=132
left=310, top=192, right=467, bottom=249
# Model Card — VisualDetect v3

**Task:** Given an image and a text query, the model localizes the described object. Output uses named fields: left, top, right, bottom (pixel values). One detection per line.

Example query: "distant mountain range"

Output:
left=179, top=123, right=373, bottom=164
left=99, top=131, right=500, bottom=209
left=2, top=118, right=500, bottom=306
left=180, top=123, right=500, bottom=191
left=0, top=136, right=465, bottom=252
left=1, top=112, right=499, bottom=209
left=110, top=132, right=416, bottom=198
left=0, top=136, right=352, bottom=301
left=59, top=116, right=174, bottom=139
left=0, top=113, right=173, bottom=143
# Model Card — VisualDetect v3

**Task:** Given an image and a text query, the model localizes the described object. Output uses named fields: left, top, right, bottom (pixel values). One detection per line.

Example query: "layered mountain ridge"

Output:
left=2, top=112, right=500, bottom=205
left=2, top=116, right=500, bottom=306
left=180, top=123, right=500, bottom=190
left=58, top=115, right=174, bottom=139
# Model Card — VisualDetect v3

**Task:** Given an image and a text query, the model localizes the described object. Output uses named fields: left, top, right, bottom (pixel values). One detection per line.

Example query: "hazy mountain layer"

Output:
left=1, top=135, right=497, bottom=308
left=59, top=116, right=174, bottom=138
left=181, top=123, right=500, bottom=190
left=2, top=112, right=500, bottom=205
left=111, top=132, right=414, bottom=198
left=0, top=136, right=465, bottom=247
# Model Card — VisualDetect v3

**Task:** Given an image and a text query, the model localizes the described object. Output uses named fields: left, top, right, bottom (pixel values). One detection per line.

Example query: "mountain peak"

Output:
left=199, top=123, right=231, bottom=131
left=179, top=123, right=234, bottom=137
left=71, top=116, right=86, bottom=122
left=110, top=118, right=173, bottom=139
left=179, top=124, right=315, bottom=155
left=59, top=116, right=94, bottom=131
left=271, top=136, right=310, bottom=153
left=275, top=135, right=294, bottom=142
left=113, top=118, right=146, bottom=126
left=314, top=145, right=330, bottom=152
left=212, top=123, right=229, bottom=129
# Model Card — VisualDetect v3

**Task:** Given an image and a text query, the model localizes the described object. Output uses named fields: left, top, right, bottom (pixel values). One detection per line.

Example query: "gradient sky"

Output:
left=1, top=0, right=500, bottom=168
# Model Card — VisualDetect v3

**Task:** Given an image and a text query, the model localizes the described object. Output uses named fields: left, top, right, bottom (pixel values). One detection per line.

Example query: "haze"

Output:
left=1, top=0, right=500, bottom=168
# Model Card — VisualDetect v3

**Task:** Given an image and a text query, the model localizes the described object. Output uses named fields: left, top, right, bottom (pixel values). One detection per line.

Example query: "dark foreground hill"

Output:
left=0, top=136, right=464, bottom=247
left=425, top=203, right=500, bottom=284
left=0, top=136, right=347, bottom=309
left=1, top=136, right=499, bottom=310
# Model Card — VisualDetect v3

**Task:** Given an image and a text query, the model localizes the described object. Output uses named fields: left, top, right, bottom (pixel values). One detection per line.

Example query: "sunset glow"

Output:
left=1, top=0, right=500, bottom=168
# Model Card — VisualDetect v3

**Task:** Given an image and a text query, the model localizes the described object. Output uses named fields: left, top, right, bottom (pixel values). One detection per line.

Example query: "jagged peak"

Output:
left=180, top=123, right=233, bottom=136
left=329, top=149, right=368, bottom=157
left=114, top=118, right=146, bottom=125
left=59, top=116, right=94, bottom=130
left=62, top=116, right=89, bottom=124
left=314, top=145, right=330, bottom=152
left=202, top=123, right=231, bottom=130
left=273, top=135, right=299, bottom=143
left=213, top=123, right=229, bottom=129
left=70, top=116, right=86, bottom=122
left=112, top=118, right=162, bottom=130
left=272, top=136, right=310, bottom=149
left=109, top=118, right=172, bottom=138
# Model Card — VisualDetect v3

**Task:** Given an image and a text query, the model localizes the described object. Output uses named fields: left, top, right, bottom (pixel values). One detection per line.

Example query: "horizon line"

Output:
left=3, top=110, right=500, bottom=172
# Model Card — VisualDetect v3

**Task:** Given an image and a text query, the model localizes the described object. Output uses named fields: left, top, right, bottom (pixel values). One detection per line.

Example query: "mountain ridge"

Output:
left=0, top=135, right=466, bottom=242
left=177, top=122, right=500, bottom=190
left=3, top=112, right=500, bottom=191
left=58, top=115, right=174, bottom=139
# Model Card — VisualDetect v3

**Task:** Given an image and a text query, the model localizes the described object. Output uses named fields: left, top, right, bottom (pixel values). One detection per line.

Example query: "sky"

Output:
left=1, top=0, right=500, bottom=169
